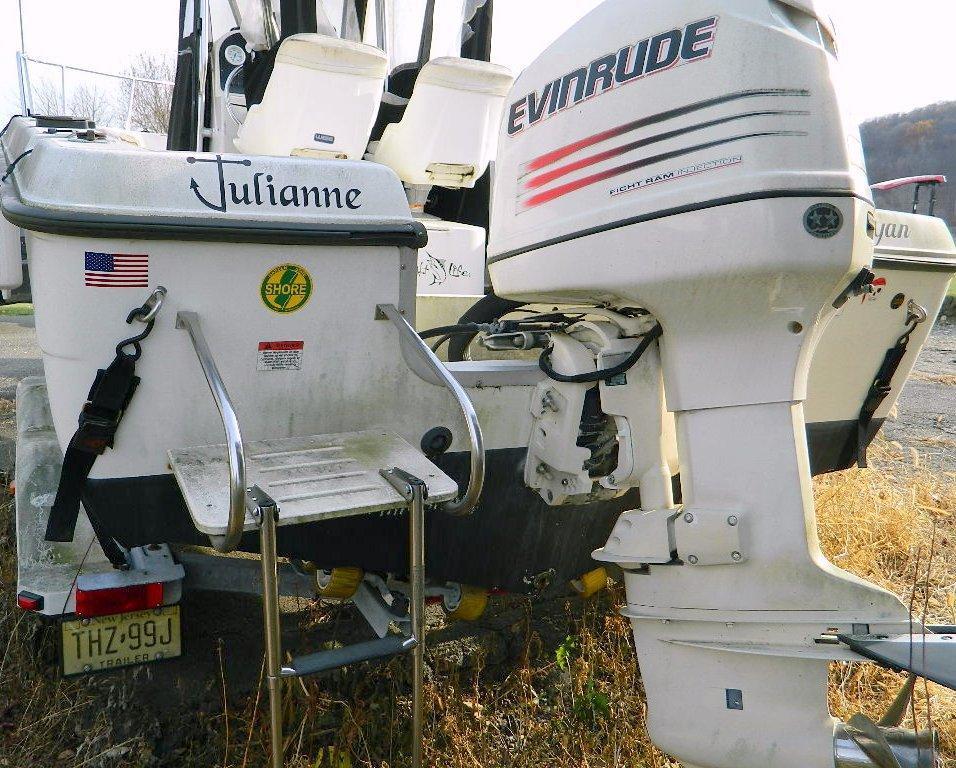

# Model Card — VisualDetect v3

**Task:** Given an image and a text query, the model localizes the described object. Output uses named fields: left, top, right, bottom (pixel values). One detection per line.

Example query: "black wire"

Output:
left=2, top=149, right=33, bottom=182
left=539, top=324, right=663, bottom=384
left=430, top=334, right=453, bottom=353
left=418, top=323, right=485, bottom=340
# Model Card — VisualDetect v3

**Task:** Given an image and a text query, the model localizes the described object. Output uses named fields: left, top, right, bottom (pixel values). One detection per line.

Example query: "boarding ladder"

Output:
left=168, top=304, right=484, bottom=768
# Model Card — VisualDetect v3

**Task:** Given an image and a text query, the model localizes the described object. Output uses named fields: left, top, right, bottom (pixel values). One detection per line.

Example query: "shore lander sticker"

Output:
left=257, top=341, right=304, bottom=371
left=260, top=264, right=313, bottom=313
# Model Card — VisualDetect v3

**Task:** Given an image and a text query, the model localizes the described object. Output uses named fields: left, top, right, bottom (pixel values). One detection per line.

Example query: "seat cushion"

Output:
left=276, top=33, right=388, bottom=78
left=417, top=57, right=513, bottom=96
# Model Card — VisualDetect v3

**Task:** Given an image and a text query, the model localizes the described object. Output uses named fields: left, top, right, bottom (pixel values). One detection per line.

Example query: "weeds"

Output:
left=0, top=439, right=953, bottom=766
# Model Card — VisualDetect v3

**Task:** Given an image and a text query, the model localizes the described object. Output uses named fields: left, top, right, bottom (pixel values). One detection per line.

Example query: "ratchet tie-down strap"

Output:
left=45, top=292, right=164, bottom=567
left=854, top=303, right=925, bottom=468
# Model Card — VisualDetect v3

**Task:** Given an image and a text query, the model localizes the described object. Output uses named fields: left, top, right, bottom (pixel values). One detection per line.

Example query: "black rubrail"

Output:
left=79, top=418, right=871, bottom=591
left=1, top=195, right=428, bottom=248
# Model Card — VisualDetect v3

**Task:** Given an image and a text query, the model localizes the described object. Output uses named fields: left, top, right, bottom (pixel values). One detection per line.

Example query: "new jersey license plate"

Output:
left=61, top=606, right=182, bottom=675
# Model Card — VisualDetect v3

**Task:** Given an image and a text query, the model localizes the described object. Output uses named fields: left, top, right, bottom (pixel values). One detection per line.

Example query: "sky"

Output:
left=0, top=0, right=954, bottom=126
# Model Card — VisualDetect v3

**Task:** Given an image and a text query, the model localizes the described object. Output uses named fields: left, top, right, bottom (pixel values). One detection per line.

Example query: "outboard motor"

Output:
left=489, top=1, right=943, bottom=767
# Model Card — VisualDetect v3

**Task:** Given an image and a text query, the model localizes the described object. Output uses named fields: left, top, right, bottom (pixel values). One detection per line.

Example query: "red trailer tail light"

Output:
left=17, top=591, right=44, bottom=611
left=75, top=582, right=164, bottom=617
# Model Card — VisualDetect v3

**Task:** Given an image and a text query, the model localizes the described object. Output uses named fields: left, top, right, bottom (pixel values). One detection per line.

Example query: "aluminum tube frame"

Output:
left=227, top=0, right=244, bottom=27
left=260, top=0, right=279, bottom=47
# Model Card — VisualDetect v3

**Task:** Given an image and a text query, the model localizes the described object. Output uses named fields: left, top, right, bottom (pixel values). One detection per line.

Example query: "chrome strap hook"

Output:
left=128, top=286, right=168, bottom=324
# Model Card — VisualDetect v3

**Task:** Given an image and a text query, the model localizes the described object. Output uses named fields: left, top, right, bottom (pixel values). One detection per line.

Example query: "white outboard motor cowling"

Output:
left=489, top=2, right=939, bottom=768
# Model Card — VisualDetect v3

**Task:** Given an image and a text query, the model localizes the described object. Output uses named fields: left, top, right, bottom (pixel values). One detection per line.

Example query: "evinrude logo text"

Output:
left=609, top=155, right=741, bottom=198
left=508, top=16, right=718, bottom=136
left=187, top=155, right=363, bottom=213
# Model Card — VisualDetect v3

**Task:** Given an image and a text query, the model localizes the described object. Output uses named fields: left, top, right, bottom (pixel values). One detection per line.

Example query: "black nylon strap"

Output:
left=80, top=494, right=129, bottom=566
left=854, top=323, right=916, bottom=469
left=45, top=354, right=140, bottom=550
left=45, top=446, right=97, bottom=542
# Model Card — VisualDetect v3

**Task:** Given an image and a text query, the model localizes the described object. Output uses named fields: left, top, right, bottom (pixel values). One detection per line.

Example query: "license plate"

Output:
left=61, top=606, right=182, bottom=675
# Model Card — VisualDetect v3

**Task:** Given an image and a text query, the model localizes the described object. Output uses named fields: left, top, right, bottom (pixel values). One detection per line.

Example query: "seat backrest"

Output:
left=234, top=33, right=387, bottom=159
left=373, top=57, right=513, bottom=188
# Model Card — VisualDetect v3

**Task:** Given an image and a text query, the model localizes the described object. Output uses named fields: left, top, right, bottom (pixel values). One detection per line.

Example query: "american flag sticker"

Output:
left=84, top=252, right=149, bottom=287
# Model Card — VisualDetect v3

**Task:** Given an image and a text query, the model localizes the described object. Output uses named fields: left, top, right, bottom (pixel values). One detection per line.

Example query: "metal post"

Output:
left=59, top=64, right=66, bottom=114
left=16, top=53, right=29, bottom=115
left=125, top=78, right=136, bottom=130
left=374, top=0, right=386, bottom=50
left=251, top=486, right=284, bottom=768
left=196, top=0, right=211, bottom=152
left=260, top=0, right=279, bottom=47
left=408, top=481, right=425, bottom=768
left=17, top=0, right=25, bottom=52
left=227, top=0, right=244, bottom=28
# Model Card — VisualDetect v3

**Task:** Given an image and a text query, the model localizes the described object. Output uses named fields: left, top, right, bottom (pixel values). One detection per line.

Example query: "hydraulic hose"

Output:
left=539, top=324, right=663, bottom=384
left=417, top=323, right=489, bottom=341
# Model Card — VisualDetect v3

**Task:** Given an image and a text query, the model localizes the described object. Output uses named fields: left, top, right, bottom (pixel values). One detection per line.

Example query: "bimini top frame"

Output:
left=871, top=174, right=947, bottom=216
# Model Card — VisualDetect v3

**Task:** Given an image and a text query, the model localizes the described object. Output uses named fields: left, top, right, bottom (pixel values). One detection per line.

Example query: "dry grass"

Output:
left=817, top=441, right=956, bottom=763
left=909, top=371, right=956, bottom=387
left=0, top=438, right=953, bottom=767
left=0, top=304, right=32, bottom=317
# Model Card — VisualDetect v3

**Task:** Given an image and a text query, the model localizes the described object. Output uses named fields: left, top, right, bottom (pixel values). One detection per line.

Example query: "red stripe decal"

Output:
left=521, top=131, right=800, bottom=209
left=522, top=89, right=811, bottom=174
left=525, top=123, right=634, bottom=174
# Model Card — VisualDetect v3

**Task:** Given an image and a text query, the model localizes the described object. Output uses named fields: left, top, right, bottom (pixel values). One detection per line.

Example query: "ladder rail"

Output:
left=380, top=467, right=428, bottom=768
left=249, top=470, right=430, bottom=768
left=376, top=303, right=485, bottom=516
left=176, top=311, right=247, bottom=552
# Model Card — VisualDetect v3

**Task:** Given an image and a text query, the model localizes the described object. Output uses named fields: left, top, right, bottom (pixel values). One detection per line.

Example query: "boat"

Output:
left=3, top=1, right=954, bottom=766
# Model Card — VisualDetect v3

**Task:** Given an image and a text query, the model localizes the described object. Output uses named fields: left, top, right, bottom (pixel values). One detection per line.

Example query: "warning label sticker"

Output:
left=257, top=341, right=304, bottom=371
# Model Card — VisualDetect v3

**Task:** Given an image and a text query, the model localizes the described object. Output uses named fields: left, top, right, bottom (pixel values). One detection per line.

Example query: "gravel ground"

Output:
left=882, top=321, right=956, bottom=471
left=0, top=315, right=41, bottom=475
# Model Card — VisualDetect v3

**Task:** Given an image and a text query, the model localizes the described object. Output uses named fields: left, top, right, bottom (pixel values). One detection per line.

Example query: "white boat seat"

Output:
left=373, top=57, right=513, bottom=188
left=234, top=33, right=387, bottom=159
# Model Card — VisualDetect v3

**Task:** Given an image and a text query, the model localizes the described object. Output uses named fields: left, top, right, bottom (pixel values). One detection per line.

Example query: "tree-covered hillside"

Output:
left=862, top=101, right=956, bottom=232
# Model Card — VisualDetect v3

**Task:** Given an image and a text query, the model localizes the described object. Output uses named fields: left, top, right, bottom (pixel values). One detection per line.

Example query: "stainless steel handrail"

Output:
left=176, top=311, right=247, bottom=552
left=377, top=304, right=484, bottom=516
